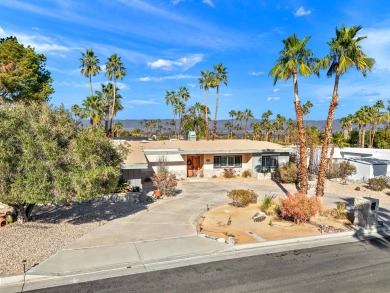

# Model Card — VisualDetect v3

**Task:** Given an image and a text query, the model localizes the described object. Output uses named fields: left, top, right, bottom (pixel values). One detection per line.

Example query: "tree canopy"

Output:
left=0, top=102, right=126, bottom=221
left=0, top=37, right=54, bottom=103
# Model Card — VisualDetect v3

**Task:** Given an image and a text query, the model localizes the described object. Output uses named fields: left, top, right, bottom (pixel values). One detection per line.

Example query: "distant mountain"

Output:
left=113, top=119, right=344, bottom=133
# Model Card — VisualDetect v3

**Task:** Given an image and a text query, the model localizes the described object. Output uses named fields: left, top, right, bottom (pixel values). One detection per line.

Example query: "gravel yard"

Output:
left=0, top=200, right=149, bottom=276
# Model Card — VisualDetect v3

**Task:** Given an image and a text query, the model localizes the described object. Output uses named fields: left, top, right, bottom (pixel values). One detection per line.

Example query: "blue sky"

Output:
left=1, top=0, right=389, bottom=121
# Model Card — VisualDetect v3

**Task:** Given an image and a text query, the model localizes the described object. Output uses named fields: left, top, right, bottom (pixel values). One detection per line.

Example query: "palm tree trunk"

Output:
left=205, top=89, right=209, bottom=141
left=110, top=78, right=116, bottom=138
left=89, top=74, right=93, bottom=98
left=171, top=105, right=177, bottom=138
left=212, top=86, right=219, bottom=141
left=104, top=103, right=110, bottom=136
left=362, top=125, right=366, bottom=148
left=328, top=145, right=335, bottom=176
left=316, top=73, right=340, bottom=197
left=293, top=72, right=308, bottom=194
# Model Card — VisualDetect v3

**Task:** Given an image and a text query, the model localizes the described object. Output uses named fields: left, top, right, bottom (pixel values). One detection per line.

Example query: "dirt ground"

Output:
left=198, top=204, right=353, bottom=244
left=197, top=179, right=390, bottom=244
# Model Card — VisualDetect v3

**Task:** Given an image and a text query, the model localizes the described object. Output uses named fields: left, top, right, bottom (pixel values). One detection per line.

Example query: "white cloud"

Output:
left=171, top=0, right=184, bottom=4
left=127, top=99, right=159, bottom=105
left=138, top=74, right=197, bottom=82
left=267, top=97, right=280, bottom=101
left=147, top=54, right=204, bottom=71
left=223, top=93, right=232, bottom=97
left=248, top=71, right=264, bottom=76
left=361, top=27, right=390, bottom=72
left=354, top=89, right=380, bottom=96
left=187, top=83, right=196, bottom=88
left=0, top=26, right=71, bottom=54
left=273, top=88, right=279, bottom=93
left=203, top=0, right=215, bottom=7
left=294, top=6, right=312, bottom=17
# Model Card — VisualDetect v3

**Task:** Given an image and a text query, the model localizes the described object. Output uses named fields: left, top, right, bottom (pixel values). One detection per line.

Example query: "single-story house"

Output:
left=117, top=139, right=292, bottom=184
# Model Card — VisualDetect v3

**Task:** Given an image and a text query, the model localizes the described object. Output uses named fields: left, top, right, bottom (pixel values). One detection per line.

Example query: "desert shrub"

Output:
left=227, top=189, right=258, bottom=207
left=368, top=177, right=389, bottom=191
left=260, top=193, right=278, bottom=216
left=151, top=170, right=178, bottom=197
left=223, top=168, right=236, bottom=178
left=242, top=169, right=252, bottom=178
left=327, top=161, right=356, bottom=180
left=273, top=162, right=298, bottom=183
left=279, top=192, right=321, bottom=224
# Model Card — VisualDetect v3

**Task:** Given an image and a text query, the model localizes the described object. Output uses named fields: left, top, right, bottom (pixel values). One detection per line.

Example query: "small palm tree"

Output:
left=106, top=54, right=126, bottom=137
left=315, top=25, right=375, bottom=197
left=270, top=34, right=318, bottom=194
left=165, top=90, right=178, bottom=137
left=80, top=49, right=101, bottom=98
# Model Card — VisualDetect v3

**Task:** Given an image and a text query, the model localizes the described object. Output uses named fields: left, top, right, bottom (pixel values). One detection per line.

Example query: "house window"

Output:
left=214, top=156, right=242, bottom=168
left=261, top=156, right=278, bottom=172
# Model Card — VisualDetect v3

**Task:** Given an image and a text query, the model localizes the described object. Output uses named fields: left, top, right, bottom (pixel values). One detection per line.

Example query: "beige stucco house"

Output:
left=117, top=139, right=292, bottom=187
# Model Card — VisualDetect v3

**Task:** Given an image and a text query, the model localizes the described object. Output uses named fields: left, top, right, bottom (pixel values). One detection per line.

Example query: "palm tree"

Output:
left=236, top=110, right=244, bottom=138
left=80, top=49, right=101, bottom=98
left=243, top=108, right=254, bottom=139
left=275, top=114, right=286, bottom=143
left=211, top=64, right=228, bottom=140
left=106, top=54, right=126, bottom=137
left=199, top=70, right=213, bottom=140
left=82, top=95, right=103, bottom=126
left=315, top=25, right=375, bottom=197
left=340, top=114, right=354, bottom=140
left=354, top=106, right=370, bottom=148
left=270, top=34, right=318, bottom=194
left=177, top=86, right=191, bottom=139
left=261, top=110, right=273, bottom=142
left=367, top=100, right=385, bottom=148
left=114, top=121, right=123, bottom=138
left=228, top=110, right=237, bottom=138
left=165, top=90, right=178, bottom=137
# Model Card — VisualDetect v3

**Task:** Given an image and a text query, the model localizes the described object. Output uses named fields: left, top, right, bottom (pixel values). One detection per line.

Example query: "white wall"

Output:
left=347, top=161, right=372, bottom=181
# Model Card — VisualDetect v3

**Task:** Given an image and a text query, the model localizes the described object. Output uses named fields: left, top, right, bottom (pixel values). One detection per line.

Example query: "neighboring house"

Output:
left=335, top=147, right=390, bottom=180
left=117, top=139, right=292, bottom=185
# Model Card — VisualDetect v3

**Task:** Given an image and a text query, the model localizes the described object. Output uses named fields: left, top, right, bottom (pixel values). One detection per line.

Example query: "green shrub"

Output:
left=227, top=189, right=258, bottom=207
left=242, top=169, right=252, bottom=178
left=260, top=193, right=278, bottom=216
left=223, top=168, right=236, bottom=178
left=279, top=192, right=321, bottom=224
left=368, top=177, right=389, bottom=191
left=273, top=162, right=298, bottom=183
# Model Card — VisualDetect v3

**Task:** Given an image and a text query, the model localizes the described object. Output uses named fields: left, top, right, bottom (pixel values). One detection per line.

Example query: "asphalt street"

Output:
left=27, top=236, right=390, bottom=293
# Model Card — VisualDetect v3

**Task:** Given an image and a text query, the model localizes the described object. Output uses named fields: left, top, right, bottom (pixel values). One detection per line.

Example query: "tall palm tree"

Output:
left=165, top=90, right=178, bottom=137
left=199, top=70, right=214, bottom=140
left=106, top=54, right=126, bottom=137
left=275, top=114, right=286, bottom=143
left=315, top=25, right=375, bottom=197
left=211, top=64, right=228, bottom=140
left=367, top=100, right=385, bottom=148
left=228, top=109, right=237, bottom=139
left=270, top=34, right=318, bottom=194
left=80, top=49, right=101, bottom=98
left=243, top=108, right=254, bottom=139
left=177, top=86, right=191, bottom=139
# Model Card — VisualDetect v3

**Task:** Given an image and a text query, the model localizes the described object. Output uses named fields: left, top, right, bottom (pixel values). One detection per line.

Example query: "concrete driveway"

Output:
left=29, top=181, right=233, bottom=276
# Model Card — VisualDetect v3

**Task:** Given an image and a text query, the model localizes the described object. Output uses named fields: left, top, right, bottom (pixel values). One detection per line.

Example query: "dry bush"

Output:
left=273, top=162, right=298, bottom=183
left=242, top=169, right=252, bottom=178
left=279, top=192, right=321, bottom=224
left=227, top=189, right=258, bottom=207
left=260, top=193, right=279, bottom=216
